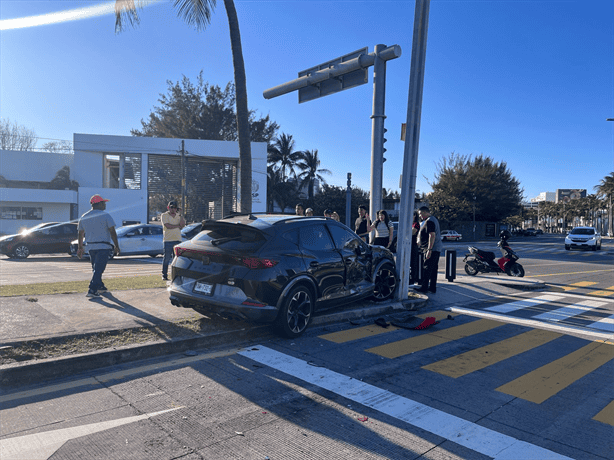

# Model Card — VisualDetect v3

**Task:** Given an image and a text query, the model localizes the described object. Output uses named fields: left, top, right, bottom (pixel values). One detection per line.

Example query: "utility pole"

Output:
left=181, top=140, right=186, bottom=213
left=346, top=173, right=352, bottom=228
left=395, top=0, right=430, bottom=302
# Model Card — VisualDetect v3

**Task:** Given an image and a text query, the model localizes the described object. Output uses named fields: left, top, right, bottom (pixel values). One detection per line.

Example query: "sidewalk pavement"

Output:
left=0, top=273, right=545, bottom=389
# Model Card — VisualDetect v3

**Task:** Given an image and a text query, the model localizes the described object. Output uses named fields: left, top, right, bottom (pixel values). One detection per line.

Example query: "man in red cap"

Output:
left=77, top=194, right=120, bottom=297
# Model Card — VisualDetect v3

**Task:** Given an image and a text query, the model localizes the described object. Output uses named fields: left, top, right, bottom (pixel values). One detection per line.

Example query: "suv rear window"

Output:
left=193, top=224, right=266, bottom=251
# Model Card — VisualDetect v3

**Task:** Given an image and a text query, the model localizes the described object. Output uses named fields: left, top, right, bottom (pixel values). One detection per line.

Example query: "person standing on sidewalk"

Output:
left=161, top=200, right=185, bottom=281
left=414, top=206, right=443, bottom=293
left=77, top=194, right=120, bottom=298
left=355, top=205, right=371, bottom=243
left=409, top=211, right=421, bottom=285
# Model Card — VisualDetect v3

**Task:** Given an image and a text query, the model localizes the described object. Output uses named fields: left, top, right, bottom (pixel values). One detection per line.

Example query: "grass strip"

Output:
left=0, top=275, right=167, bottom=297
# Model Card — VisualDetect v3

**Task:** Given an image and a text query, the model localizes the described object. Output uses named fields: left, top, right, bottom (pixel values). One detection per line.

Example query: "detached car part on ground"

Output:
left=565, top=227, right=602, bottom=251
left=168, top=214, right=398, bottom=338
left=0, top=222, right=78, bottom=259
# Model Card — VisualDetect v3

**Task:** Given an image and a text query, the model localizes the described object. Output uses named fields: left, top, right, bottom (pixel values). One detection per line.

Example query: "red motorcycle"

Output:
left=463, top=231, right=525, bottom=277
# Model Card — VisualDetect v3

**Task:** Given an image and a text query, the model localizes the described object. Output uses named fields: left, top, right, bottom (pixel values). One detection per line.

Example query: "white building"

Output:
left=530, top=192, right=555, bottom=203
left=0, top=134, right=267, bottom=235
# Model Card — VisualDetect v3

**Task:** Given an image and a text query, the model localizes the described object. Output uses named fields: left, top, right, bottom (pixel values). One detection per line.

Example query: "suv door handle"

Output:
left=309, top=261, right=319, bottom=267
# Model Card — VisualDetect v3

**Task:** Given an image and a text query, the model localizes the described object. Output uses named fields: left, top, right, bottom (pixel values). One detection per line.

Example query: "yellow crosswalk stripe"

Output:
left=422, top=329, right=562, bottom=378
left=319, top=311, right=457, bottom=344
left=496, top=341, right=614, bottom=404
left=366, top=318, right=503, bottom=359
left=591, top=286, right=614, bottom=297
left=593, top=400, right=614, bottom=426
left=562, top=281, right=597, bottom=291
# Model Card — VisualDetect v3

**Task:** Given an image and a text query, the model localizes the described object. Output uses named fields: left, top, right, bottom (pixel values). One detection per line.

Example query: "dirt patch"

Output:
left=0, top=317, right=209, bottom=365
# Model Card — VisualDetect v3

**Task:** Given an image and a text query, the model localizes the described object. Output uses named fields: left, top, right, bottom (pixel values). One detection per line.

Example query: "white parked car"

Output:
left=441, top=230, right=462, bottom=242
left=565, top=227, right=602, bottom=251
left=70, top=224, right=164, bottom=258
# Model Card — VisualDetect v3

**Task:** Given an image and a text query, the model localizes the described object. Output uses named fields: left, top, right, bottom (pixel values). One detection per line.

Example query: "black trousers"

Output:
left=420, top=250, right=440, bottom=291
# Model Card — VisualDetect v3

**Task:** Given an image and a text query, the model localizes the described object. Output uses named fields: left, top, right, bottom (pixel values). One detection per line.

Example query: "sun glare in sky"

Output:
left=0, top=1, right=159, bottom=31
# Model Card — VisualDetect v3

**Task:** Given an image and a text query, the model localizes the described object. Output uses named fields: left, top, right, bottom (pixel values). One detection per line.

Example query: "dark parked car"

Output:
left=524, top=228, right=538, bottom=236
left=181, top=222, right=202, bottom=240
left=0, top=222, right=78, bottom=259
left=168, top=214, right=398, bottom=338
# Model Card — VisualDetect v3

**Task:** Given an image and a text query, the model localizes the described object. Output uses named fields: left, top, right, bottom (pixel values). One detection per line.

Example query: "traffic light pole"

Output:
left=369, top=44, right=388, bottom=224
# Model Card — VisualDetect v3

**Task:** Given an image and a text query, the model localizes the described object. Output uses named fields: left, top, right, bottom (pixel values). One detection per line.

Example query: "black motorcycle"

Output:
left=463, top=233, right=525, bottom=277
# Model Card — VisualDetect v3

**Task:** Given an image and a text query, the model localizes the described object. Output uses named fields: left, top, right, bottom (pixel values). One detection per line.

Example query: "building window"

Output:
left=1, top=207, right=43, bottom=220
left=103, top=153, right=141, bottom=189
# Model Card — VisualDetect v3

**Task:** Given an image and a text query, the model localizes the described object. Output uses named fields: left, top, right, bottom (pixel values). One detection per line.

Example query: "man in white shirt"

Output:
left=161, top=200, right=185, bottom=281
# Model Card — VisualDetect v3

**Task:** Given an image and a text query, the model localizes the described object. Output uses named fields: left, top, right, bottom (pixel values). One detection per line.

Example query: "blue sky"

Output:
left=1, top=0, right=613, bottom=201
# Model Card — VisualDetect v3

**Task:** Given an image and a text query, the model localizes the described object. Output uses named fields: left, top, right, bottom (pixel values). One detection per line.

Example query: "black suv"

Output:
left=169, top=214, right=398, bottom=338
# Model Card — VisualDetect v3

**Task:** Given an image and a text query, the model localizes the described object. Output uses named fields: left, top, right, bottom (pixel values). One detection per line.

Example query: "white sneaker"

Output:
left=86, top=290, right=101, bottom=298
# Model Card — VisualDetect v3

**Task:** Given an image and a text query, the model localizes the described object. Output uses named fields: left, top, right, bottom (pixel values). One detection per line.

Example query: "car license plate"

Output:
left=194, top=281, right=214, bottom=295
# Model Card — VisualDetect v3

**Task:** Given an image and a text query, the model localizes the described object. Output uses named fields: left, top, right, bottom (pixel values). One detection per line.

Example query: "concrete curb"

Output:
left=0, top=297, right=427, bottom=389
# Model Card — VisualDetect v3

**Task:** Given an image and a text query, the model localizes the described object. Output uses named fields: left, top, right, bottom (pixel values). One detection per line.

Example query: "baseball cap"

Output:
left=168, top=201, right=178, bottom=208
left=90, top=194, right=109, bottom=204
left=324, top=209, right=333, bottom=215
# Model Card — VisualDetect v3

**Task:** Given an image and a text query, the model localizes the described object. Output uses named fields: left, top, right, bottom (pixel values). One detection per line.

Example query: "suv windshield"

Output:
left=570, top=228, right=594, bottom=235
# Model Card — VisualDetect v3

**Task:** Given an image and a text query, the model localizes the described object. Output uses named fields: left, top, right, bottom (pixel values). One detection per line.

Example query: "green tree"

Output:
left=296, top=149, right=331, bottom=200
left=595, top=172, right=614, bottom=236
left=310, top=184, right=370, bottom=224
left=427, top=153, right=523, bottom=225
left=131, top=75, right=278, bottom=144
left=115, top=0, right=254, bottom=212
left=267, top=133, right=301, bottom=181
left=267, top=166, right=300, bottom=213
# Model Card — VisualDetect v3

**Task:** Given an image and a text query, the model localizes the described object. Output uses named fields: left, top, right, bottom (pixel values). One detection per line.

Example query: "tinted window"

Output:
left=193, top=224, right=266, bottom=251
left=282, top=229, right=299, bottom=246
left=328, top=224, right=363, bottom=251
left=150, top=226, right=163, bottom=235
left=63, top=225, right=77, bottom=234
left=300, top=224, right=334, bottom=251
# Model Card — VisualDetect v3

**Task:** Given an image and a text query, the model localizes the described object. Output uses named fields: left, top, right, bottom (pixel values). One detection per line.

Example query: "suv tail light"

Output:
left=175, top=246, right=277, bottom=269
left=233, top=256, right=278, bottom=269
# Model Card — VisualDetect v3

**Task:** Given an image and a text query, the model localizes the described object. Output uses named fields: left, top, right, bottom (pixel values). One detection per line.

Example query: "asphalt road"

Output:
left=1, top=235, right=613, bottom=459
left=0, top=254, right=164, bottom=285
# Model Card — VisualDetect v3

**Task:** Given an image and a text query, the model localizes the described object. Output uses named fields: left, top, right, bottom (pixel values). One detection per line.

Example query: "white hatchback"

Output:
left=565, top=227, right=602, bottom=251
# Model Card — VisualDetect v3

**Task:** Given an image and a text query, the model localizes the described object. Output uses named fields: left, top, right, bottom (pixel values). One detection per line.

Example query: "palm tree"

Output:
left=267, top=133, right=301, bottom=181
left=296, top=149, right=331, bottom=200
left=114, top=0, right=253, bottom=213
left=267, top=165, right=299, bottom=213
left=595, top=172, right=614, bottom=236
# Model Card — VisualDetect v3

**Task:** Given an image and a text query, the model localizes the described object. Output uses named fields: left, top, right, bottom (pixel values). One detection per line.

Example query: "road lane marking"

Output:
left=562, top=281, right=597, bottom=291
left=484, top=294, right=564, bottom=314
left=447, top=305, right=614, bottom=340
left=533, top=299, right=606, bottom=322
left=587, top=314, right=614, bottom=333
left=0, top=407, right=181, bottom=460
left=422, top=329, right=562, bottom=378
left=239, top=345, right=572, bottom=460
left=531, top=268, right=614, bottom=277
left=592, top=285, right=614, bottom=297
left=593, top=400, right=614, bottom=426
left=496, top=341, right=614, bottom=404
left=366, top=318, right=503, bottom=359
left=319, top=311, right=457, bottom=344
